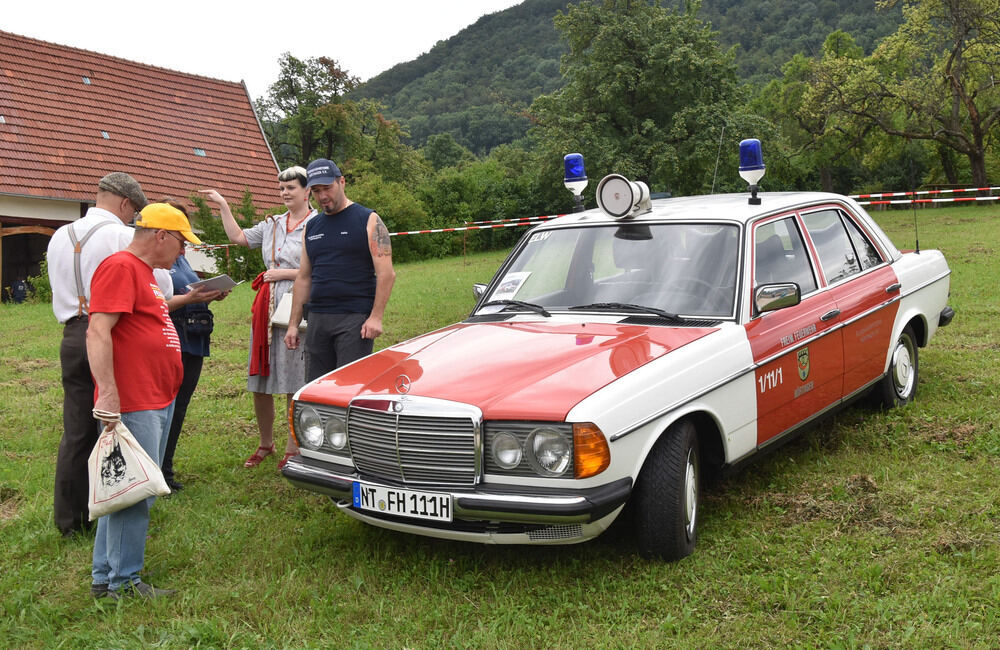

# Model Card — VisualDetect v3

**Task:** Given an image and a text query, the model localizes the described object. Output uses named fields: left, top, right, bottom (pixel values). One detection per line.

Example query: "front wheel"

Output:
left=633, top=420, right=700, bottom=561
left=876, top=325, right=919, bottom=408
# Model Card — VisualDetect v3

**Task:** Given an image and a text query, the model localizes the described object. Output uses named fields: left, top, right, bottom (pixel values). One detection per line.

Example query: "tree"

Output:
left=804, top=0, right=1000, bottom=187
left=191, top=189, right=267, bottom=281
left=422, top=133, right=477, bottom=170
left=755, top=35, right=871, bottom=192
left=527, top=0, right=754, bottom=197
left=256, top=53, right=360, bottom=166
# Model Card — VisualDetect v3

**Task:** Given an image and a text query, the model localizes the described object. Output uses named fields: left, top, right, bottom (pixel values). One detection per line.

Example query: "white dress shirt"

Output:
left=47, top=207, right=172, bottom=323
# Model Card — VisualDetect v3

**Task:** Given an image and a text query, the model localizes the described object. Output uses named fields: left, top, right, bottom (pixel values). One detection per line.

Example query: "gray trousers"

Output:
left=304, top=312, right=373, bottom=382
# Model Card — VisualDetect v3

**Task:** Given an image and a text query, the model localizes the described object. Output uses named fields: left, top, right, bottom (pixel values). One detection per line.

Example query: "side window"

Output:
left=802, top=209, right=861, bottom=284
left=843, top=216, right=883, bottom=270
left=753, top=217, right=817, bottom=294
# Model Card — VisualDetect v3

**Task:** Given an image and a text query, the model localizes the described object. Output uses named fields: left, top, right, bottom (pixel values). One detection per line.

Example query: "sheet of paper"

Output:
left=187, top=274, right=241, bottom=293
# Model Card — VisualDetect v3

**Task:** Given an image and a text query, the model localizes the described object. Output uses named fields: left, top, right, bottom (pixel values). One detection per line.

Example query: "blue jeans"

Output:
left=91, top=403, right=174, bottom=590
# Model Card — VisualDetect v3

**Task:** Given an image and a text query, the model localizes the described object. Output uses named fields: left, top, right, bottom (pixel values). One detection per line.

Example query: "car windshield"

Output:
left=480, top=222, right=740, bottom=318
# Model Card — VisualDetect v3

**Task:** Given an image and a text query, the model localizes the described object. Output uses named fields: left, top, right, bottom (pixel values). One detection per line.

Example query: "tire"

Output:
left=876, top=325, right=919, bottom=408
left=633, top=419, right=700, bottom=561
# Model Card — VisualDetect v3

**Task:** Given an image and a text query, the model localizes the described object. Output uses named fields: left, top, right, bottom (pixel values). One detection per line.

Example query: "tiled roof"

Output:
left=0, top=30, right=279, bottom=211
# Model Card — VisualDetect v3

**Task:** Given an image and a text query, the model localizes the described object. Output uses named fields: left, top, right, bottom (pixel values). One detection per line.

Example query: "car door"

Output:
left=800, top=207, right=901, bottom=398
left=745, top=214, right=845, bottom=446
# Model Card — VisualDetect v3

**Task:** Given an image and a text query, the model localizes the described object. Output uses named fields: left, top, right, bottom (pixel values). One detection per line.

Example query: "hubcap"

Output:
left=891, top=338, right=915, bottom=398
left=683, top=448, right=697, bottom=539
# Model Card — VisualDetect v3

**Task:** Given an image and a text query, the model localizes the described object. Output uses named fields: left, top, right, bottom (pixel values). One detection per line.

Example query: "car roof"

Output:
left=546, top=192, right=861, bottom=227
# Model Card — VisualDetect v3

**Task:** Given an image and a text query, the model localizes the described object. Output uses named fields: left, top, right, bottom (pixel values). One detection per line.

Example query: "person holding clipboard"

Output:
left=162, top=201, right=229, bottom=491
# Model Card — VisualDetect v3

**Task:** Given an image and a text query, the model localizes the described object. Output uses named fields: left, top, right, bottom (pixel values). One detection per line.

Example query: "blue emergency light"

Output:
left=564, top=153, right=588, bottom=212
left=739, top=139, right=765, bottom=205
left=564, top=153, right=587, bottom=183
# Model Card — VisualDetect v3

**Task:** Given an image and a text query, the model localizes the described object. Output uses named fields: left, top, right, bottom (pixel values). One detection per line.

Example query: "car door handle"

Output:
left=885, top=283, right=901, bottom=293
left=821, top=309, right=841, bottom=321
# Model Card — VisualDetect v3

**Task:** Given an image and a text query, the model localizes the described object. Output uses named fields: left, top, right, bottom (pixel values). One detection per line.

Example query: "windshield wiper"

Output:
left=480, top=300, right=552, bottom=317
left=569, top=302, right=684, bottom=322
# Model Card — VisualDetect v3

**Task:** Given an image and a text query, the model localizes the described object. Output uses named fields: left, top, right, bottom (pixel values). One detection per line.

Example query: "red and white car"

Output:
left=283, top=164, right=953, bottom=560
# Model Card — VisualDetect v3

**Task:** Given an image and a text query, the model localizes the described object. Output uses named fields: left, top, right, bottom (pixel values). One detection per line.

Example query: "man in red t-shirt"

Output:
left=87, top=203, right=202, bottom=600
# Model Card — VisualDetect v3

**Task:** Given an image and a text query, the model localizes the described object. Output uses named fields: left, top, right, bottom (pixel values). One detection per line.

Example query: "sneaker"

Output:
left=91, top=583, right=109, bottom=598
left=109, top=580, right=175, bottom=600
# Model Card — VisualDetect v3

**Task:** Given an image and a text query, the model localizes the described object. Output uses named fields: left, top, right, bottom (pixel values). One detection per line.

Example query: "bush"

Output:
left=349, top=174, right=446, bottom=263
left=26, top=257, right=51, bottom=304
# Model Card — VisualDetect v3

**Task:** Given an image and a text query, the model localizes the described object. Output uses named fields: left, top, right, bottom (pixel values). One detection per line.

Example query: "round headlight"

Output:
left=298, top=406, right=324, bottom=450
left=325, top=415, right=347, bottom=451
left=491, top=432, right=522, bottom=470
left=526, top=428, right=571, bottom=477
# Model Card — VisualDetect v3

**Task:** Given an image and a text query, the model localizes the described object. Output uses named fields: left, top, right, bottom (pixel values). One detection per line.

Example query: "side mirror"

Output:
left=755, top=283, right=800, bottom=315
left=473, top=283, right=487, bottom=301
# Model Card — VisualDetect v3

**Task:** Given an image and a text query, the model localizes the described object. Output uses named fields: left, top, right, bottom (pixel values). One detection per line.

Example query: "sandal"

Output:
left=243, top=444, right=275, bottom=468
left=277, top=452, right=298, bottom=470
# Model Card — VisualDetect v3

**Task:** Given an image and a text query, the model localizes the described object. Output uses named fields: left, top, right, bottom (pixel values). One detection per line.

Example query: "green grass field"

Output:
left=1, top=207, right=997, bottom=648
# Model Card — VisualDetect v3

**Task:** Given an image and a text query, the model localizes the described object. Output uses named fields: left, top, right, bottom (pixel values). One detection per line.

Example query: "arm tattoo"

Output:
left=373, top=216, right=392, bottom=257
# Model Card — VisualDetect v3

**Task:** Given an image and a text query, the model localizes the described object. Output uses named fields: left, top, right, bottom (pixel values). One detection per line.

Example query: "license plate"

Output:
left=352, top=482, right=452, bottom=522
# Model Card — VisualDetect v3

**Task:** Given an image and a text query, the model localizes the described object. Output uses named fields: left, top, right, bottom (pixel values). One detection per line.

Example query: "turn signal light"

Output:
left=288, top=399, right=299, bottom=446
left=573, top=422, right=610, bottom=478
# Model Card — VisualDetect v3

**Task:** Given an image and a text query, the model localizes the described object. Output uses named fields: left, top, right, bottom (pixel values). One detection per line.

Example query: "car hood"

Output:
left=297, top=320, right=718, bottom=420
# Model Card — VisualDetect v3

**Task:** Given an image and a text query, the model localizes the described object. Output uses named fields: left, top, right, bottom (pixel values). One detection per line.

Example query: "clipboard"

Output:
left=187, top=274, right=241, bottom=293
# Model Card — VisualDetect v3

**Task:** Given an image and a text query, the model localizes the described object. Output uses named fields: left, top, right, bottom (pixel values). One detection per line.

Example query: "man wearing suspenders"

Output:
left=47, top=172, right=172, bottom=537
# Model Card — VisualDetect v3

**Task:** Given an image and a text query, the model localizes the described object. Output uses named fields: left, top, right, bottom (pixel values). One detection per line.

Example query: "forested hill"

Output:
left=699, top=0, right=902, bottom=80
left=351, top=0, right=572, bottom=154
left=353, top=0, right=901, bottom=154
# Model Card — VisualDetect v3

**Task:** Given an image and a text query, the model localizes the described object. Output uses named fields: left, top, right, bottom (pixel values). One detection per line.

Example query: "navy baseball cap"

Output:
left=306, top=159, right=343, bottom=187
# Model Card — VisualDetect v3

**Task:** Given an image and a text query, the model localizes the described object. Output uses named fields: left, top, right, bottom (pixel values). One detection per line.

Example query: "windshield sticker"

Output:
left=528, top=231, right=551, bottom=243
left=491, top=272, right=531, bottom=302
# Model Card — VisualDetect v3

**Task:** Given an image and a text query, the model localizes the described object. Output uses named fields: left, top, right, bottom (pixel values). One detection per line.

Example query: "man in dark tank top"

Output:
left=284, top=158, right=396, bottom=381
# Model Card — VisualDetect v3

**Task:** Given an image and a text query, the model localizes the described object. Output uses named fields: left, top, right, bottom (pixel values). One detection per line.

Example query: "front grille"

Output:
left=347, top=397, right=481, bottom=487
left=527, top=524, right=583, bottom=541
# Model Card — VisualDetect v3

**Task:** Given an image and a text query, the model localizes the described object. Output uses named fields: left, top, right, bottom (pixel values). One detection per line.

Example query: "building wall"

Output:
left=0, top=194, right=83, bottom=223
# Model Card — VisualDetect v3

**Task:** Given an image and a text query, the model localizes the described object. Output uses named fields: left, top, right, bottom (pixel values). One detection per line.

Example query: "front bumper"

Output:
left=282, top=454, right=632, bottom=539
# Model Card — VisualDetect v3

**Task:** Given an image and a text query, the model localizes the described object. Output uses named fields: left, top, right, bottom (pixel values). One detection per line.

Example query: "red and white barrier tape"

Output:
left=463, top=214, right=564, bottom=226
left=389, top=219, right=549, bottom=237
left=851, top=186, right=1000, bottom=199
left=857, top=195, right=1000, bottom=206
left=184, top=216, right=550, bottom=249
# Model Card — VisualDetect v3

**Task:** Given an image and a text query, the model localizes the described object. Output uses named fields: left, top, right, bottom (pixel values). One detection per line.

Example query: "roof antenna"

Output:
left=909, top=155, right=921, bottom=254
left=711, top=125, right=725, bottom=193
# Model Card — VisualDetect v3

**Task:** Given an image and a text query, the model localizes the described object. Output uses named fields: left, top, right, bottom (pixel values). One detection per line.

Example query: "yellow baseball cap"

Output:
left=135, top=203, right=202, bottom=244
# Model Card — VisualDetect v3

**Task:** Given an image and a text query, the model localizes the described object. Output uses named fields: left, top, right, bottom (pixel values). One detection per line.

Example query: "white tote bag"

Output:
left=88, top=413, right=170, bottom=521
left=270, top=291, right=307, bottom=330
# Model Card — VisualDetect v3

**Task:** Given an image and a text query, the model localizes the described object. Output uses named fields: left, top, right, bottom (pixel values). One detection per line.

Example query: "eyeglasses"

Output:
left=124, top=198, right=141, bottom=223
left=165, top=231, right=186, bottom=246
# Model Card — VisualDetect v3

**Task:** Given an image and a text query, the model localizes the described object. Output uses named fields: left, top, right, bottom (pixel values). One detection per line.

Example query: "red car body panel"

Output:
left=298, top=321, right=718, bottom=421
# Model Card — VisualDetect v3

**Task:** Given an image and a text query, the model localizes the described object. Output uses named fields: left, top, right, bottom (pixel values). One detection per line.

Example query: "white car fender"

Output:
left=887, top=249, right=951, bottom=361
left=567, top=324, right=758, bottom=480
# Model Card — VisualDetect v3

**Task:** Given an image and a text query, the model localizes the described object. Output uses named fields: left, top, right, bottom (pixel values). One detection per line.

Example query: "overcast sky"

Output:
left=4, top=0, right=525, bottom=101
